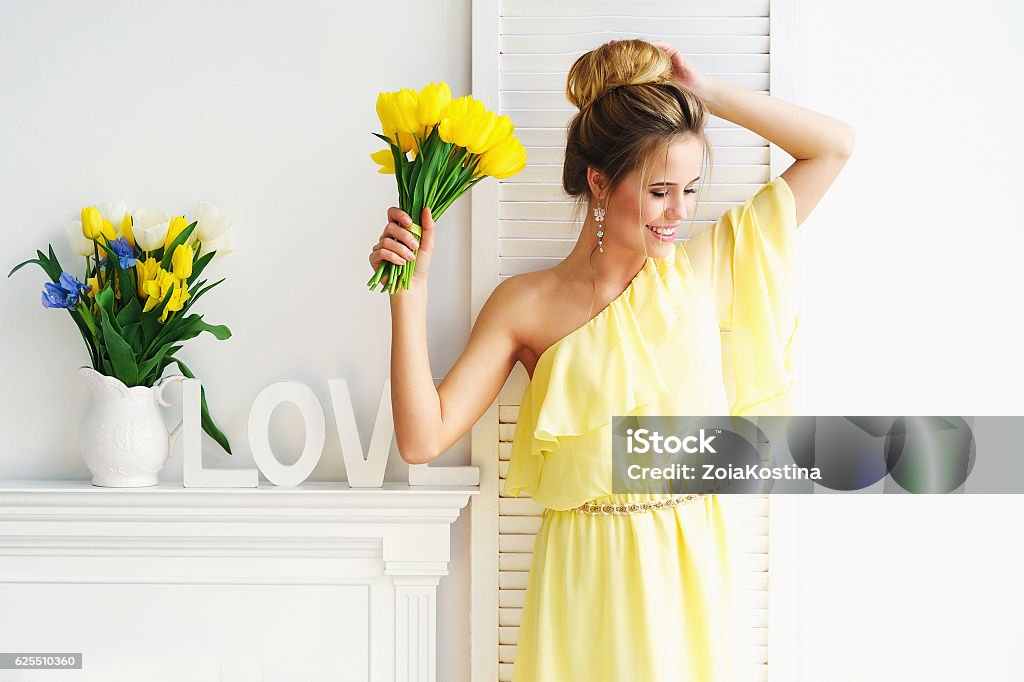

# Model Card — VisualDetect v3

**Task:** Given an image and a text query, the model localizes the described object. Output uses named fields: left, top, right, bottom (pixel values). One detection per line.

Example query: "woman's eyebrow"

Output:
left=648, top=176, right=701, bottom=187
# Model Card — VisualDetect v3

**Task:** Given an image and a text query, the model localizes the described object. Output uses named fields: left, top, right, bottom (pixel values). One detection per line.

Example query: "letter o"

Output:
left=248, top=381, right=325, bottom=487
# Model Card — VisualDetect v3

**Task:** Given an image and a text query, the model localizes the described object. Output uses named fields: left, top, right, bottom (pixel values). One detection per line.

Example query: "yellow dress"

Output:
left=503, top=177, right=800, bottom=682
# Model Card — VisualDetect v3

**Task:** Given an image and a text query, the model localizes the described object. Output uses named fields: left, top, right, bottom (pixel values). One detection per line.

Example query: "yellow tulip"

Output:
left=135, top=256, right=160, bottom=299
left=437, top=96, right=504, bottom=154
left=163, top=280, right=190, bottom=321
left=465, top=110, right=500, bottom=155
left=416, top=81, right=452, bottom=130
left=100, top=219, right=116, bottom=243
left=370, top=148, right=395, bottom=175
left=396, top=130, right=419, bottom=156
left=164, top=215, right=190, bottom=251
left=437, top=96, right=472, bottom=146
left=171, top=243, right=193, bottom=280
left=375, top=92, right=397, bottom=137
left=81, top=206, right=104, bottom=240
left=120, top=214, right=135, bottom=250
left=391, top=87, right=421, bottom=134
left=480, top=114, right=514, bottom=153
left=143, top=268, right=190, bottom=322
left=477, top=135, right=527, bottom=179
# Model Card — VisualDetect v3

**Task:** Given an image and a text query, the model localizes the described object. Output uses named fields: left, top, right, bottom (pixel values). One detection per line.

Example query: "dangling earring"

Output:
left=593, top=204, right=606, bottom=253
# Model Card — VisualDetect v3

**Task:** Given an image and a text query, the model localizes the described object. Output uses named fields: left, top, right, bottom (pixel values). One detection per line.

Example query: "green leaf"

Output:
left=121, top=322, right=143, bottom=353
left=140, top=284, right=177, bottom=349
left=45, top=244, right=65, bottom=282
left=96, top=287, right=124, bottom=337
left=159, top=221, right=198, bottom=271
left=7, top=257, right=44, bottom=278
left=116, top=294, right=141, bottom=326
left=186, top=251, right=215, bottom=288
left=137, top=341, right=180, bottom=384
left=99, top=304, right=139, bottom=386
left=170, top=358, right=232, bottom=455
left=69, top=306, right=100, bottom=368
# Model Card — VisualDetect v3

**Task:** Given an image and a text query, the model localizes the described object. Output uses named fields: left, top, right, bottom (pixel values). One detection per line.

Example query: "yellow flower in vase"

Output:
left=135, top=256, right=160, bottom=299
left=142, top=267, right=190, bottom=322
left=171, top=243, right=193, bottom=281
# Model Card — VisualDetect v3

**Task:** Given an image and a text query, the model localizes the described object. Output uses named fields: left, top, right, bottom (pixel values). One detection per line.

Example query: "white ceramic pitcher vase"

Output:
left=78, top=366, right=186, bottom=487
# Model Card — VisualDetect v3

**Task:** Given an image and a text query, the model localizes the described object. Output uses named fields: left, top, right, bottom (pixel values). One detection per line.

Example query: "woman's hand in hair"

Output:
left=649, top=40, right=711, bottom=100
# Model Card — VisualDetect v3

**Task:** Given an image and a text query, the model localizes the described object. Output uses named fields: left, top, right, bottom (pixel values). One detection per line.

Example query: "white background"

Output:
left=2, top=1, right=1023, bottom=681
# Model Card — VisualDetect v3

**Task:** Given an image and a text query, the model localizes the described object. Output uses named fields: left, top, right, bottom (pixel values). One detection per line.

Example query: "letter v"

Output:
left=328, top=377, right=391, bottom=487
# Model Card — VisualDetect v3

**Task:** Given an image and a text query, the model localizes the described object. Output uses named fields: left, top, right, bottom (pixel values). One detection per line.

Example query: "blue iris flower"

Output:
left=41, top=272, right=90, bottom=310
left=109, top=236, right=137, bottom=269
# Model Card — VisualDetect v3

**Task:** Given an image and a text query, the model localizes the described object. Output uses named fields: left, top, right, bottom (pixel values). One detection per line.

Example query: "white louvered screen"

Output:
left=486, top=2, right=784, bottom=680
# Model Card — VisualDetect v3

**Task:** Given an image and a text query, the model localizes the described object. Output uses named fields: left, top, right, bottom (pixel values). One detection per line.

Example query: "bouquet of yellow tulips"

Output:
left=8, top=202, right=236, bottom=454
left=367, top=81, right=527, bottom=293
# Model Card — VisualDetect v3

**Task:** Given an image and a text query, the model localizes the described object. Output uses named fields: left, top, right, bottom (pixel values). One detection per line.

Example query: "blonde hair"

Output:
left=562, top=39, right=714, bottom=255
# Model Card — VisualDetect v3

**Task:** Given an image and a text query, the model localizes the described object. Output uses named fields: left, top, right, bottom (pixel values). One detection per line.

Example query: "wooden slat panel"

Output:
left=499, top=534, right=535, bottom=553
left=498, top=405, right=521, bottom=422
left=501, top=52, right=768, bottom=74
left=499, top=498, right=544, bottom=516
left=500, top=553, right=534, bottom=572
left=499, top=0, right=770, bottom=18
left=501, top=34, right=768, bottom=55
left=500, top=16, right=770, bottom=36
left=499, top=571, right=530, bottom=591
left=500, top=515, right=543, bottom=534
left=498, top=423, right=518, bottom=441
left=499, top=607, right=523, bottom=627
left=499, top=589, right=527, bottom=608
left=502, top=70, right=769, bottom=92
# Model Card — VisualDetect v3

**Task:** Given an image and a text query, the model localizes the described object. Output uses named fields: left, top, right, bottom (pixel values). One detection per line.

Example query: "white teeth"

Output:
left=647, top=225, right=676, bottom=236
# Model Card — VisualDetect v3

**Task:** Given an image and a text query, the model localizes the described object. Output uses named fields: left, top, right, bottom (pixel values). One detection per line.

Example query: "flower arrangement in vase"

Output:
left=8, top=201, right=235, bottom=486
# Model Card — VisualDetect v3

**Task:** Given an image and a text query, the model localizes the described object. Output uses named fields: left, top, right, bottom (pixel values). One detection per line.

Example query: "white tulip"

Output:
left=64, top=220, right=94, bottom=257
left=199, top=226, right=235, bottom=258
left=96, top=201, right=128, bottom=234
left=132, top=208, right=171, bottom=252
left=193, top=201, right=232, bottom=243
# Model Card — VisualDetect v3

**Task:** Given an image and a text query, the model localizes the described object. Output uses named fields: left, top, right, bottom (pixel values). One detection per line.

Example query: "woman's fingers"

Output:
left=384, top=220, right=420, bottom=253
left=387, top=206, right=412, bottom=228
left=370, top=242, right=408, bottom=266
left=381, top=235, right=415, bottom=260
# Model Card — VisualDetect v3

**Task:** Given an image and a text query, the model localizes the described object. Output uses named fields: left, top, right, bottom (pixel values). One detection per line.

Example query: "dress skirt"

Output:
left=511, top=492, right=743, bottom=682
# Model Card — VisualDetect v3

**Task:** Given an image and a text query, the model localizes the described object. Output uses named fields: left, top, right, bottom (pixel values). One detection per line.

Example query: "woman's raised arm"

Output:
left=376, top=206, right=521, bottom=464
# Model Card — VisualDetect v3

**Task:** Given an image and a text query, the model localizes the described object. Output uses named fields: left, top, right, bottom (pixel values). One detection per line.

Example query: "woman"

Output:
left=370, top=39, right=853, bottom=682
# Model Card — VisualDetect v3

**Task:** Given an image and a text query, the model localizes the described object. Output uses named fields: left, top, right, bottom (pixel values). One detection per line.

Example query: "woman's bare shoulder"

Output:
left=488, top=268, right=559, bottom=323
left=486, top=266, right=579, bottom=374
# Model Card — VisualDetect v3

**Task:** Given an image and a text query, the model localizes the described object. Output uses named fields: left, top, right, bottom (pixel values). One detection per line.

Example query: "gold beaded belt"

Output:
left=572, top=493, right=708, bottom=515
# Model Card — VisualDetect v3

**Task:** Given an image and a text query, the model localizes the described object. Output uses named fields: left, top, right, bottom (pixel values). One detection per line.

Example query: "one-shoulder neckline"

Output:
left=528, top=254, right=655, bottom=378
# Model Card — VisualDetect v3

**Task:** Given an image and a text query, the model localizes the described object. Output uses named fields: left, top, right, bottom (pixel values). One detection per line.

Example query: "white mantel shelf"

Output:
left=0, top=480, right=478, bottom=682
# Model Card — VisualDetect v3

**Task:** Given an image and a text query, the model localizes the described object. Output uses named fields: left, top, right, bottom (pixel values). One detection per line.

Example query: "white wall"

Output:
left=795, top=0, right=1024, bottom=415
left=788, top=0, right=1024, bottom=679
left=0, top=1, right=473, bottom=681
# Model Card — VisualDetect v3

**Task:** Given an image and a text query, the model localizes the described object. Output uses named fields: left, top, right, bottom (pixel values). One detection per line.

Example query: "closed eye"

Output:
left=652, top=188, right=698, bottom=198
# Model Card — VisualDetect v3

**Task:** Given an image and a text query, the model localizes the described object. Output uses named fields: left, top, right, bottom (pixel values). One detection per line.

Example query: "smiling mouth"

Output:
left=646, top=224, right=678, bottom=238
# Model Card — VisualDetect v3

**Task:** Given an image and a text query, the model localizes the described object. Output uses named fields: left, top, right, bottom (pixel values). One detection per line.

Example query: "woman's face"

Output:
left=593, top=136, right=704, bottom=258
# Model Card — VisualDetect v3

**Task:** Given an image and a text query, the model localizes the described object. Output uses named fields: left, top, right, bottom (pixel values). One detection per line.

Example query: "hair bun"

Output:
left=565, top=39, right=674, bottom=111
